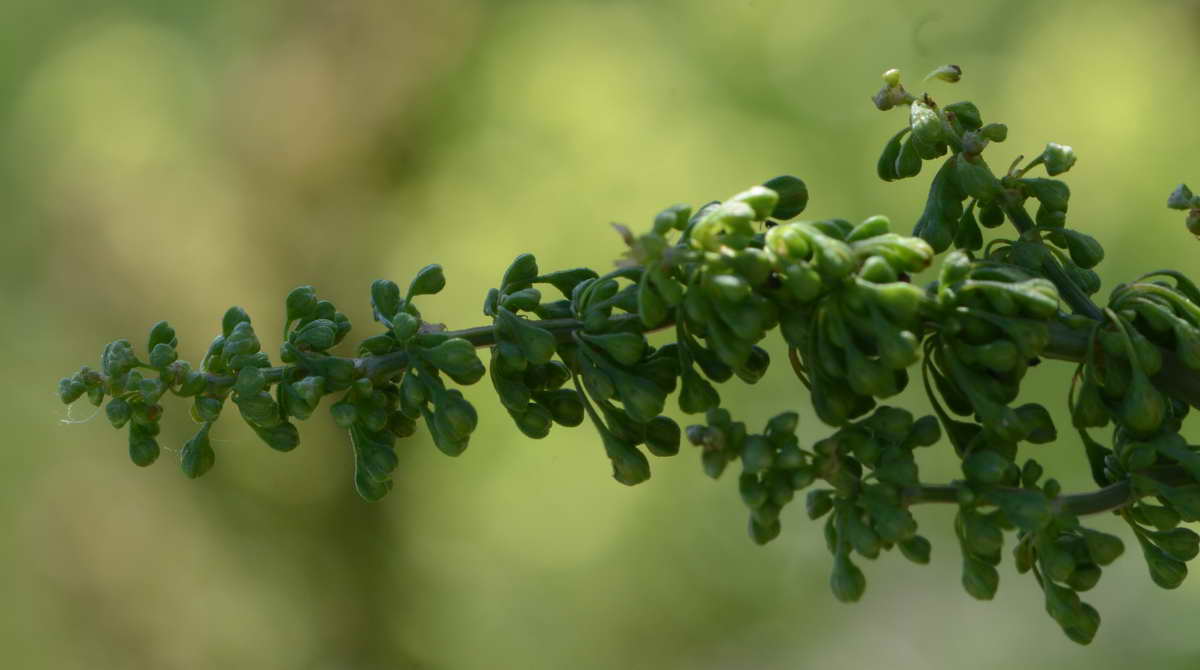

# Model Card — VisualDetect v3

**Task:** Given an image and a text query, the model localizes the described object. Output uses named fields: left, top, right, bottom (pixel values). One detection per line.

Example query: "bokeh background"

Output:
left=6, top=0, right=1200, bottom=668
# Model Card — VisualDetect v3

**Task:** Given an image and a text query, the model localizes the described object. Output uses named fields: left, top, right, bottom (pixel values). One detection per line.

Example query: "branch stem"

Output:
left=899, top=466, right=1195, bottom=516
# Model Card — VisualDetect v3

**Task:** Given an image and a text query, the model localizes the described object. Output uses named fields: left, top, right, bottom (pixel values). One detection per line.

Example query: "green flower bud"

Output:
left=807, top=489, right=834, bottom=520
left=830, top=554, right=866, bottom=603
left=221, top=306, right=251, bottom=339
left=235, top=390, right=281, bottom=429
left=788, top=465, right=815, bottom=490
left=58, top=376, right=86, bottom=404
left=961, top=556, right=999, bottom=600
left=769, top=439, right=802, bottom=469
left=1043, top=142, right=1077, bottom=176
left=602, top=430, right=650, bottom=486
left=914, top=157, right=966, bottom=253
left=579, top=332, right=646, bottom=367
left=964, top=449, right=1010, bottom=485
left=1019, top=178, right=1070, bottom=212
left=864, top=406, right=913, bottom=443
left=233, top=365, right=266, bottom=397
left=644, top=416, right=680, bottom=457
left=101, top=339, right=138, bottom=377
left=293, top=375, right=325, bottom=409
left=739, top=472, right=768, bottom=509
left=353, top=428, right=398, bottom=484
left=1146, top=527, right=1200, bottom=562
left=848, top=215, right=891, bottom=243
left=538, top=268, right=599, bottom=299
left=899, top=415, right=940, bottom=449
left=128, top=423, right=160, bottom=467
left=780, top=263, right=823, bottom=302
left=1142, top=540, right=1188, bottom=589
left=608, top=371, right=665, bottom=426
left=876, top=128, right=907, bottom=182
left=899, top=535, right=932, bottom=564
left=1042, top=582, right=1098, bottom=644
left=496, top=308, right=556, bottom=366
left=370, top=279, right=402, bottom=324
left=766, top=411, right=799, bottom=438
left=146, top=342, right=176, bottom=370
left=103, top=397, right=131, bottom=429
left=858, top=256, right=899, bottom=284
left=381, top=315, right=415, bottom=345
left=531, top=388, right=583, bottom=427
left=1056, top=229, right=1104, bottom=269
left=330, top=400, right=357, bottom=429
left=637, top=272, right=668, bottom=328
left=1036, top=535, right=1077, bottom=583
left=285, top=286, right=318, bottom=325
left=1167, top=183, right=1195, bottom=210
left=222, top=321, right=261, bottom=362
left=386, top=411, right=416, bottom=438
left=734, top=346, right=770, bottom=385
left=421, top=338, right=486, bottom=385
left=893, top=135, right=923, bottom=179
left=406, top=264, right=446, bottom=300
left=650, top=204, right=690, bottom=235
left=434, top=395, right=478, bottom=445
left=511, top=403, right=553, bottom=439
left=978, top=200, right=1004, bottom=228
left=501, top=253, right=539, bottom=293
left=980, top=123, right=1007, bottom=142
left=955, top=206, right=983, bottom=251
left=192, top=395, right=223, bottom=423
left=280, top=382, right=314, bottom=421
left=138, top=378, right=165, bottom=406
left=1120, top=370, right=1166, bottom=436
left=943, top=101, right=981, bottom=130
left=910, top=100, right=943, bottom=146
left=1134, top=503, right=1181, bottom=531
left=292, top=319, right=336, bottom=351
left=846, top=513, right=881, bottom=559
left=501, top=287, right=542, bottom=313
left=761, top=175, right=808, bottom=220
left=147, top=321, right=177, bottom=354
left=181, top=424, right=215, bottom=478
left=251, top=420, right=300, bottom=452
left=678, top=369, right=719, bottom=414
left=729, top=185, right=779, bottom=221
left=747, top=515, right=781, bottom=545
left=1015, top=403, right=1056, bottom=444
left=741, top=435, right=775, bottom=474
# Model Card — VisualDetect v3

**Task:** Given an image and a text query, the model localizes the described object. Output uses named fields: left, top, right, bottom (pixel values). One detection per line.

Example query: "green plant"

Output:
left=58, top=67, right=1200, bottom=644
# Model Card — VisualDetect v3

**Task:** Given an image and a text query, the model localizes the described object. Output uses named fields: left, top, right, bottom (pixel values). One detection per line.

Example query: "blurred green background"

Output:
left=7, top=0, right=1200, bottom=668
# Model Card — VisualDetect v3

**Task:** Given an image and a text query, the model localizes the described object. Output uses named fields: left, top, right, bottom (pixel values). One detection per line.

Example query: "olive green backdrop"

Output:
left=5, top=1, right=1200, bottom=668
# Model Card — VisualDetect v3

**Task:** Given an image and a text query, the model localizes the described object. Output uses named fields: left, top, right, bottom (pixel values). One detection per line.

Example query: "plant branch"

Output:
left=200, top=312, right=1200, bottom=409
left=899, top=465, right=1195, bottom=517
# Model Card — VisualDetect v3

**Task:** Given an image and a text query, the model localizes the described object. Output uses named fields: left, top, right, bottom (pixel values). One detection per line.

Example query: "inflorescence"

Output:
left=58, top=67, right=1200, bottom=644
